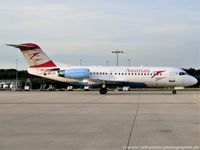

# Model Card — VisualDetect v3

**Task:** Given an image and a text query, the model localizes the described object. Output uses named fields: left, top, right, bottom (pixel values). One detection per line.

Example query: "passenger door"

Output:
left=169, top=72, right=176, bottom=82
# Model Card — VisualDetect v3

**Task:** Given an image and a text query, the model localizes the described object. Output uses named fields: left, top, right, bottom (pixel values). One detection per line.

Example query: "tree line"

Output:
left=0, top=69, right=69, bottom=89
left=0, top=68, right=199, bottom=89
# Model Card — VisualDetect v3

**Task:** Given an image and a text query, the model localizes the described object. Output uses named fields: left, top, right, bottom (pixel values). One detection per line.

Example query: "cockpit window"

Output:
left=179, top=72, right=186, bottom=76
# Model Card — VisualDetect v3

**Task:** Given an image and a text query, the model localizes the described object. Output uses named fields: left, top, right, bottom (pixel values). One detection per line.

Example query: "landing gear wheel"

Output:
left=100, top=88, right=107, bottom=94
left=172, top=90, right=176, bottom=94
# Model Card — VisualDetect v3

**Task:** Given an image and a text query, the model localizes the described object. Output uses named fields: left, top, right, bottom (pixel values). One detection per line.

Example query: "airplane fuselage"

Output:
left=28, top=66, right=197, bottom=88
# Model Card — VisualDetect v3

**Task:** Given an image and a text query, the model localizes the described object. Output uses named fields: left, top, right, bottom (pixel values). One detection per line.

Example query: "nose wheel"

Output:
left=172, top=90, right=176, bottom=94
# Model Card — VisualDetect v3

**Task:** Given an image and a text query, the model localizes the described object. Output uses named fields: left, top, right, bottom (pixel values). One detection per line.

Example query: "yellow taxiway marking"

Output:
left=193, top=100, right=200, bottom=104
left=192, top=94, right=200, bottom=98
left=192, top=95, right=200, bottom=104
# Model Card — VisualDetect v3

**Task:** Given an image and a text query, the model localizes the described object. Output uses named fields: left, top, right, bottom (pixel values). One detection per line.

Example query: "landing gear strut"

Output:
left=172, top=90, right=176, bottom=94
left=99, top=84, right=107, bottom=94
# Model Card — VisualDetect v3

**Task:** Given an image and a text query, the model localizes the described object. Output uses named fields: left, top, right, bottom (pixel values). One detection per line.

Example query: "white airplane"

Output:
left=7, top=43, right=198, bottom=94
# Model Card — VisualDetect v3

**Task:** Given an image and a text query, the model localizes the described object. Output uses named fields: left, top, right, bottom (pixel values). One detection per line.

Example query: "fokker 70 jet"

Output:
left=7, top=43, right=198, bottom=94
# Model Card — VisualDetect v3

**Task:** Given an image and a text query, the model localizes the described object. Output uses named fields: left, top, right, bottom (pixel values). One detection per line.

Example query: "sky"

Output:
left=0, top=0, right=199, bottom=69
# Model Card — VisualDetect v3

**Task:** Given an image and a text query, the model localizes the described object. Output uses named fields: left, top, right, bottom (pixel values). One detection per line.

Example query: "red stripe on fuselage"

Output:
left=30, top=60, right=56, bottom=68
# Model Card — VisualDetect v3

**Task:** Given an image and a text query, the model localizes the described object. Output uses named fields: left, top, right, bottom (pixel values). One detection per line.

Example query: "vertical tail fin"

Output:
left=6, top=43, right=57, bottom=68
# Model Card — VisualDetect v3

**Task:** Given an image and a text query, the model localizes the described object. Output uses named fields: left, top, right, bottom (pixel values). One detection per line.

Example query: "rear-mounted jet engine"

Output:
left=58, top=68, right=90, bottom=79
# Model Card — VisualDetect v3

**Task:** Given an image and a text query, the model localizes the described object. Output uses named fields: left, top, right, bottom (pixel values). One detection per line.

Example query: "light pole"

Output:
left=16, top=59, right=18, bottom=90
left=80, top=59, right=82, bottom=66
left=106, top=60, right=109, bottom=66
left=128, top=59, right=131, bottom=66
left=112, top=49, right=124, bottom=66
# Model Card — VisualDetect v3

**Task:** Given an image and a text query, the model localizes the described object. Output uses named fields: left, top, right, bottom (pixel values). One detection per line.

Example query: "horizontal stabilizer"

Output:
left=6, top=43, right=40, bottom=50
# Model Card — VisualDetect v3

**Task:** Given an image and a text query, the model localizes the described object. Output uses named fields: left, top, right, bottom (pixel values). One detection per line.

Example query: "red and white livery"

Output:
left=7, top=43, right=198, bottom=94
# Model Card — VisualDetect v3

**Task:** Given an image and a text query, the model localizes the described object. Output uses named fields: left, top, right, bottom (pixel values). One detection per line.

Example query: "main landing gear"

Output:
left=99, top=84, right=107, bottom=94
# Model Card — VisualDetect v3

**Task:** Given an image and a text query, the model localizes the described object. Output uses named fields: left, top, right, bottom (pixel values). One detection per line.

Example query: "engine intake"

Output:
left=58, top=68, right=90, bottom=79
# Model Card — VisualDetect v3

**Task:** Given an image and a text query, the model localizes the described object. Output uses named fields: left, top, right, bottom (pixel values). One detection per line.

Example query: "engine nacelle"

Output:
left=58, top=68, right=90, bottom=79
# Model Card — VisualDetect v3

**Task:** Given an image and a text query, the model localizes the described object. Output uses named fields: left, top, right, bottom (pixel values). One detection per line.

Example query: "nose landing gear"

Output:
left=172, top=90, right=176, bottom=94
left=172, top=87, right=184, bottom=94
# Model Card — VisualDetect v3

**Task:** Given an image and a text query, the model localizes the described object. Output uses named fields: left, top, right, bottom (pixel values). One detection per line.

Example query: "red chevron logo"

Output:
left=30, top=52, right=40, bottom=60
left=151, top=70, right=165, bottom=78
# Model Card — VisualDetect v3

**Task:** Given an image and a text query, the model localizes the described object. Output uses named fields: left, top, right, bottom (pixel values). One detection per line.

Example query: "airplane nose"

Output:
left=183, top=76, right=198, bottom=87
left=191, top=77, right=198, bottom=85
